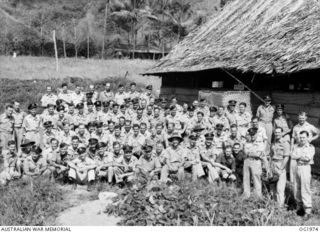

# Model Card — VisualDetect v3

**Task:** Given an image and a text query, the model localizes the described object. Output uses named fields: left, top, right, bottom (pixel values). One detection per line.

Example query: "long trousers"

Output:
left=243, top=158, right=262, bottom=198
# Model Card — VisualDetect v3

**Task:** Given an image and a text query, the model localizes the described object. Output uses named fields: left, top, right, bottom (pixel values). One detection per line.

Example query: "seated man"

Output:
left=200, top=133, right=232, bottom=184
left=160, top=133, right=185, bottom=182
left=94, top=142, right=110, bottom=180
left=0, top=140, right=22, bottom=185
left=105, top=142, right=125, bottom=184
left=46, top=142, right=70, bottom=181
left=23, top=146, right=50, bottom=180
left=68, top=146, right=97, bottom=191
left=136, top=144, right=161, bottom=180
left=184, top=135, right=205, bottom=181
left=115, top=145, right=138, bottom=184
left=217, top=146, right=237, bottom=183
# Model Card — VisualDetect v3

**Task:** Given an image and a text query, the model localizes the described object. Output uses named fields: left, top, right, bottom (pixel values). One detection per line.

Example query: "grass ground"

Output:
left=0, top=55, right=161, bottom=91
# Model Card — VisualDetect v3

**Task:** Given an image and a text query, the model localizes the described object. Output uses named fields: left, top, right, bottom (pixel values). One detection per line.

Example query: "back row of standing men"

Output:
left=0, top=81, right=319, bottom=216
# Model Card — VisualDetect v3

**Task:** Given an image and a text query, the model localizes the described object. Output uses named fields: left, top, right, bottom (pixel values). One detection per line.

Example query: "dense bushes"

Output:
left=105, top=177, right=302, bottom=226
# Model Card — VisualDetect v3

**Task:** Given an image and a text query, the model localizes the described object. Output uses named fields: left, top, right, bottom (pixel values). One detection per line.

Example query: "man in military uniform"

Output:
left=114, top=84, right=127, bottom=105
left=0, top=104, right=14, bottom=151
left=184, top=135, right=205, bottom=181
left=0, top=140, right=22, bottom=185
left=127, top=82, right=140, bottom=100
left=212, top=106, right=230, bottom=131
left=136, top=144, right=161, bottom=180
left=72, top=85, right=85, bottom=106
left=41, top=121, right=57, bottom=149
left=291, top=131, right=315, bottom=217
left=12, top=101, right=26, bottom=150
left=106, top=142, right=125, bottom=184
left=236, top=102, right=252, bottom=138
left=243, top=128, right=265, bottom=198
left=68, top=146, right=97, bottom=191
left=256, top=96, right=275, bottom=146
left=225, top=100, right=238, bottom=126
left=40, top=86, right=58, bottom=108
left=126, top=124, right=146, bottom=157
left=22, top=103, right=41, bottom=146
left=58, top=83, right=73, bottom=105
left=99, top=82, right=114, bottom=103
left=269, top=127, right=290, bottom=207
left=23, top=146, right=49, bottom=180
left=76, top=124, right=90, bottom=146
left=160, top=132, right=185, bottom=182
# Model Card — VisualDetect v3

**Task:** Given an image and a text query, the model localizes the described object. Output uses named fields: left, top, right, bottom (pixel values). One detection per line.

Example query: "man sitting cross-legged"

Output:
left=68, top=145, right=97, bottom=191
left=136, top=143, right=161, bottom=180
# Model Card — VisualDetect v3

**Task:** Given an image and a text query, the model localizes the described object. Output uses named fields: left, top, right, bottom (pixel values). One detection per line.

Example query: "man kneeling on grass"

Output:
left=0, top=140, right=22, bottom=185
left=216, top=146, right=237, bottom=184
left=68, top=146, right=97, bottom=191
left=115, top=145, right=138, bottom=184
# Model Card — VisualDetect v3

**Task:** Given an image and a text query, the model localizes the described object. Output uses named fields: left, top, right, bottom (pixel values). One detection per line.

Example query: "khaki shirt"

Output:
left=292, top=122, right=319, bottom=143
left=12, top=110, right=26, bottom=128
left=200, top=146, right=218, bottom=163
left=99, top=91, right=114, bottom=103
left=256, top=105, right=275, bottom=123
left=185, top=146, right=201, bottom=162
left=22, top=114, right=41, bottom=132
left=163, top=146, right=185, bottom=164
left=0, top=113, right=14, bottom=133
left=244, top=141, right=265, bottom=159
left=236, top=112, right=252, bottom=128
left=41, top=94, right=58, bottom=108
left=291, top=143, right=315, bottom=165
left=137, top=156, right=161, bottom=172
left=23, top=156, right=47, bottom=174
left=127, top=134, right=146, bottom=152
left=58, top=91, right=73, bottom=104
left=212, top=115, right=230, bottom=130
left=270, top=139, right=290, bottom=160
left=114, top=92, right=127, bottom=105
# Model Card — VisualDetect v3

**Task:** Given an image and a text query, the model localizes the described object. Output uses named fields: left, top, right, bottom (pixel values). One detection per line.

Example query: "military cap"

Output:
left=170, top=105, right=177, bottom=111
left=43, top=121, right=53, bottom=129
left=204, top=133, right=214, bottom=141
left=120, top=104, right=126, bottom=109
left=56, top=99, right=63, bottom=106
left=209, top=106, right=218, bottom=112
left=155, top=98, right=161, bottom=104
left=77, top=147, right=87, bottom=155
left=87, top=121, right=96, bottom=128
left=199, top=98, right=206, bottom=102
left=96, top=121, right=104, bottom=128
left=102, top=101, right=110, bottom=107
left=275, top=104, right=284, bottom=110
left=108, top=120, right=115, bottom=125
left=124, top=98, right=131, bottom=103
left=142, top=143, right=153, bottom=153
left=56, top=105, right=65, bottom=112
left=86, top=92, right=93, bottom=98
left=132, top=98, right=139, bottom=104
left=97, top=142, right=107, bottom=150
left=168, top=132, right=183, bottom=143
left=146, top=85, right=153, bottom=90
left=31, top=145, right=42, bottom=155
left=88, top=138, right=98, bottom=146
left=248, top=127, right=258, bottom=136
left=193, top=125, right=205, bottom=132
left=76, top=103, right=84, bottom=109
left=28, top=103, right=38, bottom=110
left=21, top=139, right=35, bottom=148
left=87, top=101, right=94, bottom=106
left=161, top=98, right=167, bottom=103
left=94, top=101, right=102, bottom=107
left=47, top=103, right=55, bottom=108
left=215, top=124, right=224, bottom=130
left=228, top=100, right=237, bottom=106
left=123, top=145, right=133, bottom=153
left=264, top=95, right=272, bottom=101
left=189, top=134, right=198, bottom=141
left=68, top=102, right=75, bottom=107
left=187, top=106, right=195, bottom=111
left=130, top=82, right=136, bottom=86
left=114, top=125, right=121, bottom=130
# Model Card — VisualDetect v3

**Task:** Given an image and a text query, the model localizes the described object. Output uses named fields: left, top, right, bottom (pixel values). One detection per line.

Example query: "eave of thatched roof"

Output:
left=145, top=0, right=320, bottom=75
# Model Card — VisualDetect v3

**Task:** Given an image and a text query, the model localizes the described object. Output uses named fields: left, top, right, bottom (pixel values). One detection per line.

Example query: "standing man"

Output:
left=290, top=112, right=319, bottom=184
left=12, top=101, right=26, bottom=150
left=291, top=131, right=315, bottom=217
left=243, top=128, right=265, bottom=198
left=256, top=95, right=275, bottom=147
left=225, top=100, right=238, bottom=126
left=269, top=127, right=290, bottom=207
left=114, top=84, right=127, bottom=106
left=22, top=104, right=41, bottom=146
left=99, top=82, right=114, bottom=103
left=236, top=102, right=251, bottom=138
left=58, top=83, right=73, bottom=105
left=72, top=85, right=85, bottom=106
left=40, top=86, right=58, bottom=108
left=0, top=104, right=15, bottom=151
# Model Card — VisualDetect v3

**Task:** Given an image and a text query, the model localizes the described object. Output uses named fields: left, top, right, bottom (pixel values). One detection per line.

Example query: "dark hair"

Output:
left=132, top=124, right=140, bottom=129
left=60, top=143, right=68, bottom=148
left=61, top=83, right=68, bottom=88
left=239, top=102, right=247, bottom=107
left=233, top=143, right=241, bottom=148
left=8, top=140, right=16, bottom=146
left=71, top=136, right=79, bottom=141
left=230, top=124, right=238, bottom=129
left=274, top=127, right=283, bottom=132
left=6, top=104, right=13, bottom=109
left=300, top=130, right=309, bottom=137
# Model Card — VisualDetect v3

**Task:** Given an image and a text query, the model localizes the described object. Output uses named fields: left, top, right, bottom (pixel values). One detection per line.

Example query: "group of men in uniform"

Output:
left=0, top=82, right=319, bottom=217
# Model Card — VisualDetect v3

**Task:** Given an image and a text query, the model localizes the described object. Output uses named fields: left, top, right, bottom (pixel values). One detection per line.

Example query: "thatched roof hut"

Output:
left=145, top=0, right=320, bottom=75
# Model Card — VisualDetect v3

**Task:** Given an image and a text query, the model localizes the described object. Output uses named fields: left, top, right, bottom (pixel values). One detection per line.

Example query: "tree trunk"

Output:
left=87, top=22, right=90, bottom=59
left=40, top=14, right=44, bottom=56
left=4, top=15, right=7, bottom=55
left=62, top=24, right=67, bottom=58
left=101, top=1, right=108, bottom=59
left=73, top=19, right=78, bottom=59
left=53, top=30, right=59, bottom=72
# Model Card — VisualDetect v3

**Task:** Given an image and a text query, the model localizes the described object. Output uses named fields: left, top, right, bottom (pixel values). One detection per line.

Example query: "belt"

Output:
left=272, top=158, right=284, bottom=162
left=260, top=120, right=272, bottom=124
left=297, top=163, right=310, bottom=166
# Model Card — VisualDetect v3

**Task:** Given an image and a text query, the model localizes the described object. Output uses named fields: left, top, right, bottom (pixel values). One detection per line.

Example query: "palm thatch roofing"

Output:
left=145, top=0, right=320, bottom=75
